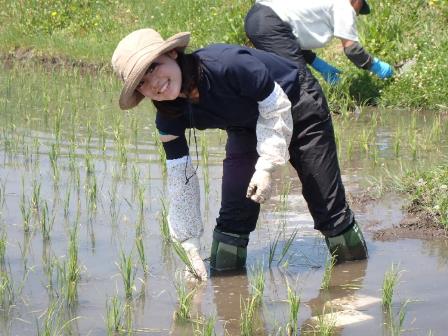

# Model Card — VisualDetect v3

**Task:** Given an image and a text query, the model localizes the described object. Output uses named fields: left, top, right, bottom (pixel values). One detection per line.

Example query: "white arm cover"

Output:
left=166, top=155, right=203, bottom=242
left=255, top=82, right=293, bottom=172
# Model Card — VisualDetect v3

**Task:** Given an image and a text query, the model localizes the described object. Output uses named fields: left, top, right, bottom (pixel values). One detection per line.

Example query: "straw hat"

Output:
left=111, top=28, right=190, bottom=110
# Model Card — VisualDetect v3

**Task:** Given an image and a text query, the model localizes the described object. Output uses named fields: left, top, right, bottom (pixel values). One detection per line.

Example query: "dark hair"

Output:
left=152, top=52, right=201, bottom=118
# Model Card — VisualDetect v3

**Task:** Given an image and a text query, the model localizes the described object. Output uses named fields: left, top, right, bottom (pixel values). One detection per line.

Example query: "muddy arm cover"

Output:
left=255, top=82, right=293, bottom=172
left=344, top=42, right=373, bottom=70
left=166, top=155, right=203, bottom=242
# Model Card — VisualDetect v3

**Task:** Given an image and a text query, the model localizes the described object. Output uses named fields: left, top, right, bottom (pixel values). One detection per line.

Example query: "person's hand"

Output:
left=181, top=238, right=208, bottom=281
left=311, top=57, right=342, bottom=85
left=246, top=169, right=272, bottom=204
left=370, top=58, right=394, bottom=79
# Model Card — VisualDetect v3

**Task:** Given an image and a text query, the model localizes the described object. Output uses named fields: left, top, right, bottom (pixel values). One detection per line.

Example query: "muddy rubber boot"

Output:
left=210, top=228, right=249, bottom=272
left=325, top=221, right=368, bottom=264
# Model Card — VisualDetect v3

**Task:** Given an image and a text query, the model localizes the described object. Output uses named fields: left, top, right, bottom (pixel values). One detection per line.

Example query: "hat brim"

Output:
left=118, top=32, right=190, bottom=110
left=360, top=1, right=371, bottom=15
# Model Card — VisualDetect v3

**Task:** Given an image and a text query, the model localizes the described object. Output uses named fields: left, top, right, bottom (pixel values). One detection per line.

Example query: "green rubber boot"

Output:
left=325, top=221, right=368, bottom=264
left=210, top=229, right=249, bottom=271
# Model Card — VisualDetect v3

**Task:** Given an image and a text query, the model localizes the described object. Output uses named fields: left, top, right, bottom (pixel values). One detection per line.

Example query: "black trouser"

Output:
left=244, top=3, right=317, bottom=67
left=215, top=77, right=354, bottom=238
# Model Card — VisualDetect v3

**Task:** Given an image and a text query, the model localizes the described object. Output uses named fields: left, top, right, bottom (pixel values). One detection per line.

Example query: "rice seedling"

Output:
left=20, top=186, right=32, bottom=234
left=85, top=173, right=98, bottom=213
left=0, top=178, right=6, bottom=209
left=194, top=315, right=216, bottom=336
left=171, top=240, right=200, bottom=280
left=285, top=283, right=301, bottom=336
left=54, top=232, right=81, bottom=306
left=382, top=264, right=401, bottom=311
left=268, top=230, right=281, bottom=268
left=314, top=306, right=336, bottom=336
left=137, top=185, right=145, bottom=220
left=135, top=235, right=149, bottom=276
left=116, top=249, right=137, bottom=299
left=53, top=107, right=64, bottom=142
left=174, top=277, right=196, bottom=321
left=320, top=255, right=336, bottom=290
left=159, top=198, right=171, bottom=244
left=31, top=179, right=42, bottom=211
left=240, top=295, right=257, bottom=336
left=154, top=135, right=167, bottom=178
left=37, top=298, right=80, bottom=336
left=86, top=120, right=93, bottom=149
left=249, top=263, right=265, bottom=307
left=65, top=225, right=81, bottom=305
left=277, top=226, right=299, bottom=266
left=106, top=295, right=125, bottom=335
left=131, top=165, right=140, bottom=194
left=0, top=269, right=15, bottom=308
left=39, top=201, right=54, bottom=241
left=49, top=143, right=60, bottom=182
left=393, top=127, right=402, bottom=158
left=385, top=299, right=410, bottom=336
left=280, top=180, right=292, bottom=212
left=85, top=151, right=95, bottom=176
left=0, top=230, right=6, bottom=266
left=63, top=189, right=71, bottom=218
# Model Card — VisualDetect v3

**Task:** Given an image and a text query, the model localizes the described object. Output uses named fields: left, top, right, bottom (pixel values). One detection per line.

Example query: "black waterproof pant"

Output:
left=244, top=3, right=317, bottom=67
left=216, top=90, right=354, bottom=237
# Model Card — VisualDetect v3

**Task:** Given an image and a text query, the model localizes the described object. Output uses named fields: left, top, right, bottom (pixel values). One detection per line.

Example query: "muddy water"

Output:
left=1, top=64, right=448, bottom=335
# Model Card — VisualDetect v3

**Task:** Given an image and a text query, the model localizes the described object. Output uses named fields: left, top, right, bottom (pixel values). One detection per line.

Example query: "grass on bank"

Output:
left=393, top=164, right=448, bottom=229
left=1, top=0, right=447, bottom=109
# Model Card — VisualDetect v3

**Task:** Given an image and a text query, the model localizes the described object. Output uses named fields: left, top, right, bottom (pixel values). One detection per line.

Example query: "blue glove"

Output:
left=370, top=58, right=394, bottom=79
left=311, top=57, right=341, bottom=85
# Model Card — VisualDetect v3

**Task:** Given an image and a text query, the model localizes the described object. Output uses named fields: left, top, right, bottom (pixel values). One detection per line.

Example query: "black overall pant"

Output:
left=216, top=5, right=355, bottom=237
left=244, top=3, right=317, bottom=66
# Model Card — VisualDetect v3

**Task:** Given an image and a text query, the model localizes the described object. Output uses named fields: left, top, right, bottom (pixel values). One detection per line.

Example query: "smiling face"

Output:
left=136, top=50, right=183, bottom=101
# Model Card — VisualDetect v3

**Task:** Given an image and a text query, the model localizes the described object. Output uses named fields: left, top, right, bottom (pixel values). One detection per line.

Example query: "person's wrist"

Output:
left=370, top=57, right=380, bottom=71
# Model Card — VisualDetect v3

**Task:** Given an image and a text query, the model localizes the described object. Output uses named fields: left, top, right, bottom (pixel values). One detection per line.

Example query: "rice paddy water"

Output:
left=0, top=59, right=447, bottom=335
